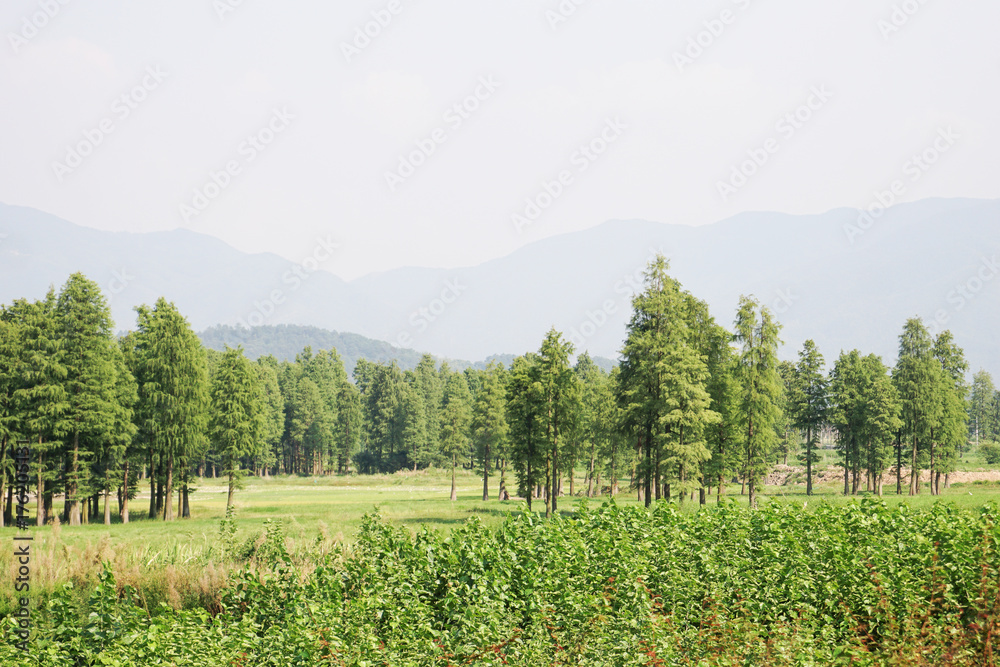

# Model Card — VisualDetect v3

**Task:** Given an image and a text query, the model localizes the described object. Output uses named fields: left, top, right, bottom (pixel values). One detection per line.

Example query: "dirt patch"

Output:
left=767, top=465, right=1000, bottom=486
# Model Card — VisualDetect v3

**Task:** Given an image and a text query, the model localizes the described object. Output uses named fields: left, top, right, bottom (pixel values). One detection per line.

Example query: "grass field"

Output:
left=3, top=462, right=1000, bottom=618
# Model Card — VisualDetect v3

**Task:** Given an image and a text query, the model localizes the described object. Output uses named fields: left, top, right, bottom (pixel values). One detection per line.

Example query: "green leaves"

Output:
left=8, top=500, right=1000, bottom=665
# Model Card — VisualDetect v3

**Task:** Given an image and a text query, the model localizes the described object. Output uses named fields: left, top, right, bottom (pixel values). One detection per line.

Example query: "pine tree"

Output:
left=969, top=370, right=996, bottom=451
left=440, top=369, right=472, bottom=501
left=573, top=354, right=605, bottom=498
left=536, top=329, right=580, bottom=516
left=55, top=274, right=120, bottom=526
left=254, top=356, right=284, bottom=476
left=597, top=367, right=629, bottom=497
left=508, top=354, right=546, bottom=511
left=733, top=295, right=783, bottom=509
left=400, top=379, right=429, bottom=472
left=931, top=331, right=968, bottom=494
left=335, top=379, right=363, bottom=473
left=791, top=340, right=828, bottom=496
left=0, top=304, right=27, bottom=527
left=414, top=355, right=443, bottom=455
left=618, top=256, right=717, bottom=507
left=704, top=323, right=739, bottom=502
left=892, top=318, right=942, bottom=495
left=95, top=343, right=137, bottom=524
left=472, top=363, right=509, bottom=501
left=133, top=298, right=209, bottom=520
left=209, top=347, right=265, bottom=508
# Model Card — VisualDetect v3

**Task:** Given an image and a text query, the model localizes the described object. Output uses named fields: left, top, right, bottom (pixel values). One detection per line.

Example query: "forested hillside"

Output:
left=199, top=324, right=428, bottom=372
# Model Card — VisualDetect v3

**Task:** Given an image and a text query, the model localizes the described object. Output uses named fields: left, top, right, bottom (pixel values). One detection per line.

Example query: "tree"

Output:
left=597, top=367, right=629, bottom=497
left=399, top=379, right=429, bottom=472
left=733, top=295, right=783, bottom=509
left=704, top=324, right=739, bottom=502
left=414, top=355, right=443, bottom=455
left=536, top=329, right=580, bottom=516
left=96, top=343, right=137, bottom=524
left=440, top=370, right=472, bottom=501
left=790, top=340, right=828, bottom=496
left=472, top=363, right=508, bottom=501
left=573, top=353, right=605, bottom=498
left=335, top=379, right=363, bottom=473
left=133, top=298, right=210, bottom=520
left=0, top=305, right=25, bottom=528
left=287, top=375, right=322, bottom=474
left=830, top=351, right=901, bottom=496
left=55, top=273, right=121, bottom=525
left=776, top=360, right=796, bottom=467
left=210, top=347, right=265, bottom=508
left=892, top=319, right=942, bottom=496
left=618, top=256, right=717, bottom=507
left=931, top=331, right=968, bottom=494
left=254, top=356, right=284, bottom=476
left=969, top=370, right=996, bottom=452
left=6, top=294, right=67, bottom=526
left=508, top=354, right=546, bottom=511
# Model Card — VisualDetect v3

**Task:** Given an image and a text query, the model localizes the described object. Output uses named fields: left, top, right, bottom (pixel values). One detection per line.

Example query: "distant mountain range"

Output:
left=2, top=198, right=998, bottom=374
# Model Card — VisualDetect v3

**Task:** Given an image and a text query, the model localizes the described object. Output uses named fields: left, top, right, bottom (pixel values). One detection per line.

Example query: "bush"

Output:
left=979, top=440, right=1000, bottom=465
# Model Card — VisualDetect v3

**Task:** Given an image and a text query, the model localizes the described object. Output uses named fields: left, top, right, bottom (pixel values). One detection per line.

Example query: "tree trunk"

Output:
left=36, top=443, right=45, bottom=527
left=544, top=454, right=552, bottom=517
left=227, top=466, right=235, bottom=509
left=182, top=485, right=190, bottom=518
left=896, top=433, right=902, bottom=495
left=0, top=438, right=6, bottom=529
left=104, top=489, right=111, bottom=525
left=748, top=477, right=757, bottom=509
left=498, top=458, right=509, bottom=501
left=164, top=454, right=174, bottom=520
left=68, top=431, right=81, bottom=525
left=551, top=433, right=559, bottom=515
left=148, top=455, right=156, bottom=518
left=909, top=436, right=918, bottom=496
left=482, top=440, right=490, bottom=501
left=450, top=454, right=457, bottom=502
left=587, top=442, right=595, bottom=498
left=643, top=431, right=652, bottom=508
left=121, top=461, right=130, bottom=524
left=806, top=427, right=813, bottom=496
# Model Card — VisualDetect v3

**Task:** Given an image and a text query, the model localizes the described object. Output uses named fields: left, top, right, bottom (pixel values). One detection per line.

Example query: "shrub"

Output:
left=980, top=440, right=1000, bottom=465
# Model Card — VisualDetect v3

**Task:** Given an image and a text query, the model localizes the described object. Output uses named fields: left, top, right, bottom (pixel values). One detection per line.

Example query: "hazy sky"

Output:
left=2, top=1, right=997, bottom=279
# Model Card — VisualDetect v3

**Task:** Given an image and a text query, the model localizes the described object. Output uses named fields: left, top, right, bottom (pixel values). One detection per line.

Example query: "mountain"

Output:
left=196, top=324, right=618, bottom=374
left=2, top=199, right=998, bottom=374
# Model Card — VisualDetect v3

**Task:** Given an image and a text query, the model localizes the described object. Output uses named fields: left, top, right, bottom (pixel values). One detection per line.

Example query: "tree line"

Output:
left=1, top=260, right=998, bottom=525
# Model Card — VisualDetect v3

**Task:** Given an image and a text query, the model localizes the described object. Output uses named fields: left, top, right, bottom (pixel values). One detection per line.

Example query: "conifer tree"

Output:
left=791, top=339, right=828, bottom=496
left=133, top=298, right=209, bottom=520
left=508, top=354, right=546, bottom=510
left=440, top=369, right=472, bottom=501
left=733, top=295, right=783, bottom=509
left=336, top=379, right=363, bottom=473
left=55, top=274, right=120, bottom=525
left=618, top=256, right=717, bottom=507
left=892, top=318, right=942, bottom=495
left=472, top=363, right=509, bottom=501
left=209, top=347, right=265, bottom=508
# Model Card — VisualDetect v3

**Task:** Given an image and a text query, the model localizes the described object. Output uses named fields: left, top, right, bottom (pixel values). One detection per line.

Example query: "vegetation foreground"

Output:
left=3, top=495, right=999, bottom=666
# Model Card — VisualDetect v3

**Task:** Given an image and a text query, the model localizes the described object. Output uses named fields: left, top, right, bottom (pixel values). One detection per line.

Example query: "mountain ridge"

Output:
left=2, top=198, right=998, bottom=374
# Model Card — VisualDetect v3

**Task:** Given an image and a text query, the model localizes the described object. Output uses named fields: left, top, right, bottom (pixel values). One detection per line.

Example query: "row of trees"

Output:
left=1, top=262, right=997, bottom=525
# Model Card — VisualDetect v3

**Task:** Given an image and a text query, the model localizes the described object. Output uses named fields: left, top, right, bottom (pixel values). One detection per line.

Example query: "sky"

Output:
left=1, top=0, right=998, bottom=280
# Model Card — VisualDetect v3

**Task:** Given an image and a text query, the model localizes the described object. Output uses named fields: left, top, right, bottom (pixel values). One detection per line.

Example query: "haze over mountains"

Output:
left=1, top=199, right=998, bottom=374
